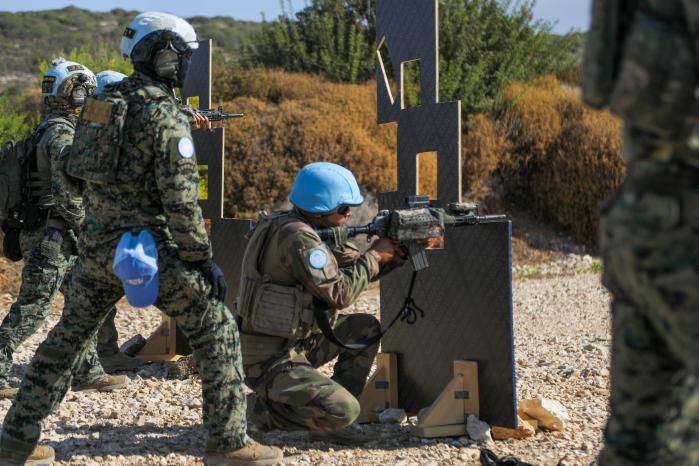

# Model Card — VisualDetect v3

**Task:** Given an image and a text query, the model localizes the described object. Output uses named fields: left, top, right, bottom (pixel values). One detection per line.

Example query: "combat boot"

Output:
left=100, top=352, right=143, bottom=372
left=309, top=426, right=375, bottom=446
left=0, top=444, right=55, bottom=465
left=71, top=374, right=129, bottom=392
left=0, top=387, right=18, bottom=399
left=203, top=439, right=282, bottom=465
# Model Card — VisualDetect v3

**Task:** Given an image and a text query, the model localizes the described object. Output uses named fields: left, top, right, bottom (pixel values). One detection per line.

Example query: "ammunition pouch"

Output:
left=249, top=283, right=314, bottom=340
left=609, top=11, right=699, bottom=143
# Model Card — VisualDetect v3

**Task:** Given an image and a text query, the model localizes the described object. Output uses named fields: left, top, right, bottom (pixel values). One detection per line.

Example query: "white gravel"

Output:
left=0, top=259, right=611, bottom=465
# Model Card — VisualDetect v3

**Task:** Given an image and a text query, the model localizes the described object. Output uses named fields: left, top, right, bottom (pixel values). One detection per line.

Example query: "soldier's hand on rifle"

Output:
left=192, top=111, right=211, bottom=129
left=417, top=237, right=443, bottom=249
left=368, top=238, right=403, bottom=264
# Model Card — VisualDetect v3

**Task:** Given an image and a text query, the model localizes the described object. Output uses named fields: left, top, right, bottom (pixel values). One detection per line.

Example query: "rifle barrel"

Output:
left=453, top=214, right=508, bottom=226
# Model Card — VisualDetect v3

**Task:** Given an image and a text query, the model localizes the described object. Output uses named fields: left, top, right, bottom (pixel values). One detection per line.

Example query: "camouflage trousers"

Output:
left=0, top=239, right=247, bottom=457
left=245, top=313, right=380, bottom=433
left=598, top=132, right=699, bottom=465
left=0, top=227, right=112, bottom=388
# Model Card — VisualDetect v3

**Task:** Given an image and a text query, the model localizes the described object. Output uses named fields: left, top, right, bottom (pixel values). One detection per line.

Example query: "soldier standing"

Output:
left=0, top=58, right=128, bottom=400
left=0, top=12, right=281, bottom=465
left=239, top=162, right=404, bottom=445
left=584, top=1, right=699, bottom=464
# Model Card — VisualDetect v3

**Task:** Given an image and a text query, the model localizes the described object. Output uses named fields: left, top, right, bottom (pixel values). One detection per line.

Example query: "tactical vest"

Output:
left=67, top=85, right=168, bottom=184
left=237, top=212, right=319, bottom=365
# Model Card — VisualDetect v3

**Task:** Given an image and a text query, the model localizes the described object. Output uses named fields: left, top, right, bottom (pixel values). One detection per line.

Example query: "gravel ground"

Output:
left=0, top=252, right=611, bottom=466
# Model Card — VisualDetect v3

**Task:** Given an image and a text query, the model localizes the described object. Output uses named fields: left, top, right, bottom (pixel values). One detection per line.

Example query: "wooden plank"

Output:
left=412, top=424, right=467, bottom=438
left=455, top=360, right=480, bottom=417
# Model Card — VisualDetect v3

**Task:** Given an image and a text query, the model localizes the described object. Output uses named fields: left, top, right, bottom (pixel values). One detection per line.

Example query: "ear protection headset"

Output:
left=68, top=75, right=93, bottom=107
left=153, top=42, right=181, bottom=81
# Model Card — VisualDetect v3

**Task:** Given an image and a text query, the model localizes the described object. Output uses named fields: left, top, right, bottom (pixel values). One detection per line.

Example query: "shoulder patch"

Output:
left=177, top=137, right=195, bottom=159
left=309, top=247, right=329, bottom=269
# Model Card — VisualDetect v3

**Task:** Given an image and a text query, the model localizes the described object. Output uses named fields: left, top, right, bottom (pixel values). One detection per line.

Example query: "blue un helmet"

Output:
left=120, top=11, right=199, bottom=88
left=95, top=70, right=128, bottom=95
left=290, top=162, right=364, bottom=214
left=41, top=57, right=96, bottom=108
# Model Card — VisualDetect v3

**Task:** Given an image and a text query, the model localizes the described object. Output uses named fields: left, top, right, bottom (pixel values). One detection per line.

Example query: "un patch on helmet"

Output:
left=123, top=27, right=136, bottom=38
left=41, top=76, right=56, bottom=94
left=309, top=248, right=329, bottom=269
left=66, top=65, right=84, bottom=72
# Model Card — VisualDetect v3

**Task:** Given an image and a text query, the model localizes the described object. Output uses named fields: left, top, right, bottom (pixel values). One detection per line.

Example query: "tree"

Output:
left=245, top=0, right=374, bottom=84
left=247, top=0, right=580, bottom=115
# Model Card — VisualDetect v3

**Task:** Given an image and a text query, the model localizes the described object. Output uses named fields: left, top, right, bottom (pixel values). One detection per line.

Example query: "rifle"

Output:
left=313, top=195, right=508, bottom=350
left=317, top=195, right=507, bottom=271
left=198, top=106, right=245, bottom=122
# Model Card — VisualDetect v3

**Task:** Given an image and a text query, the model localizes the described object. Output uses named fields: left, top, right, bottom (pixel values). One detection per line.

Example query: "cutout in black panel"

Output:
left=377, top=37, right=399, bottom=104
left=402, top=59, right=421, bottom=109
left=416, top=151, right=437, bottom=201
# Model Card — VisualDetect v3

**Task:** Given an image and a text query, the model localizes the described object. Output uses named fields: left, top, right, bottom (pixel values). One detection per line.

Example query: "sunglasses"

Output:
left=337, top=205, right=351, bottom=215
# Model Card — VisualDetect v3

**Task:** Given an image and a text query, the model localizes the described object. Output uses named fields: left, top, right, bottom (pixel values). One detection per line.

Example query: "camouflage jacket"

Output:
left=256, top=210, right=381, bottom=310
left=38, top=108, right=84, bottom=231
left=78, top=72, right=211, bottom=262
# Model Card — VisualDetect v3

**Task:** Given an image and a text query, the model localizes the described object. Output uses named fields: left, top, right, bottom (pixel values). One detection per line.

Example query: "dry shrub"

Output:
left=216, top=70, right=396, bottom=217
left=497, top=76, right=624, bottom=246
left=462, top=114, right=511, bottom=197
left=417, top=152, right=438, bottom=200
left=213, top=69, right=624, bottom=247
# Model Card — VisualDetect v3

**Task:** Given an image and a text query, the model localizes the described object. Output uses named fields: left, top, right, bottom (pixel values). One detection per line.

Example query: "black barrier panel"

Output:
left=211, top=218, right=252, bottom=312
left=380, top=221, right=516, bottom=428
left=193, top=128, right=224, bottom=220
left=182, top=39, right=212, bottom=109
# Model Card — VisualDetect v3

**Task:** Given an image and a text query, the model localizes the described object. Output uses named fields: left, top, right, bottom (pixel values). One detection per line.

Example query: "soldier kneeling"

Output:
left=238, top=162, right=405, bottom=445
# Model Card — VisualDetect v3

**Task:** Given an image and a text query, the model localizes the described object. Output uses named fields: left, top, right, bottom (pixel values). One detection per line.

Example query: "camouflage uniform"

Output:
left=239, top=210, right=383, bottom=432
left=0, top=72, right=247, bottom=456
left=584, top=1, right=699, bottom=464
left=0, top=108, right=117, bottom=390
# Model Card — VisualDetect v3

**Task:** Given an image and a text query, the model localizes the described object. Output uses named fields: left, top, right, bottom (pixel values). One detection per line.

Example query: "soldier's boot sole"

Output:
left=71, top=374, right=129, bottom=392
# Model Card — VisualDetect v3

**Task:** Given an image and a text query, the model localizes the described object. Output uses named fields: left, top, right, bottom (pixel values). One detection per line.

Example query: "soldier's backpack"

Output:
left=0, top=139, right=27, bottom=227
left=67, top=93, right=129, bottom=184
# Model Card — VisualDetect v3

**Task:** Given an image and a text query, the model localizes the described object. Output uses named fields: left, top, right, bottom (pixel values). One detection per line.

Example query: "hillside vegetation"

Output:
left=213, top=69, right=622, bottom=246
left=0, top=7, right=261, bottom=76
left=0, top=2, right=622, bottom=248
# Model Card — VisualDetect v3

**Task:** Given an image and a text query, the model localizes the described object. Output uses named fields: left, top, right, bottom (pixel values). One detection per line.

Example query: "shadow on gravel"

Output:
left=50, top=421, right=447, bottom=460
left=51, top=422, right=207, bottom=460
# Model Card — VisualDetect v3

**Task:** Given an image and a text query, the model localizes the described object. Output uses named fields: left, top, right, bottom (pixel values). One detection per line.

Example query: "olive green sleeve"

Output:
left=46, top=125, right=85, bottom=231
left=281, top=229, right=381, bottom=309
left=152, top=103, right=212, bottom=262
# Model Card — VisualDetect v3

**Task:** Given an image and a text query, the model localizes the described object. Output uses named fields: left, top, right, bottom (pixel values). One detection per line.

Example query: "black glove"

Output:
left=198, top=259, right=228, bottom=302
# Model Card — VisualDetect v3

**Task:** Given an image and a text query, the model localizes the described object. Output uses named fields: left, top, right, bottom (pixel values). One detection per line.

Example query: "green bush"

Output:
left=246, top=0, right=580, bottom=115
left=0, top=88, right=40, bottom=142
left=37, top=47, right=132, bottom=76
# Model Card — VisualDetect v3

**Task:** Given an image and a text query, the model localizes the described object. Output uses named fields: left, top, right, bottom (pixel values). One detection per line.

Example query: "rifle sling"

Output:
left=312, top=270, right=424, bottom=351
